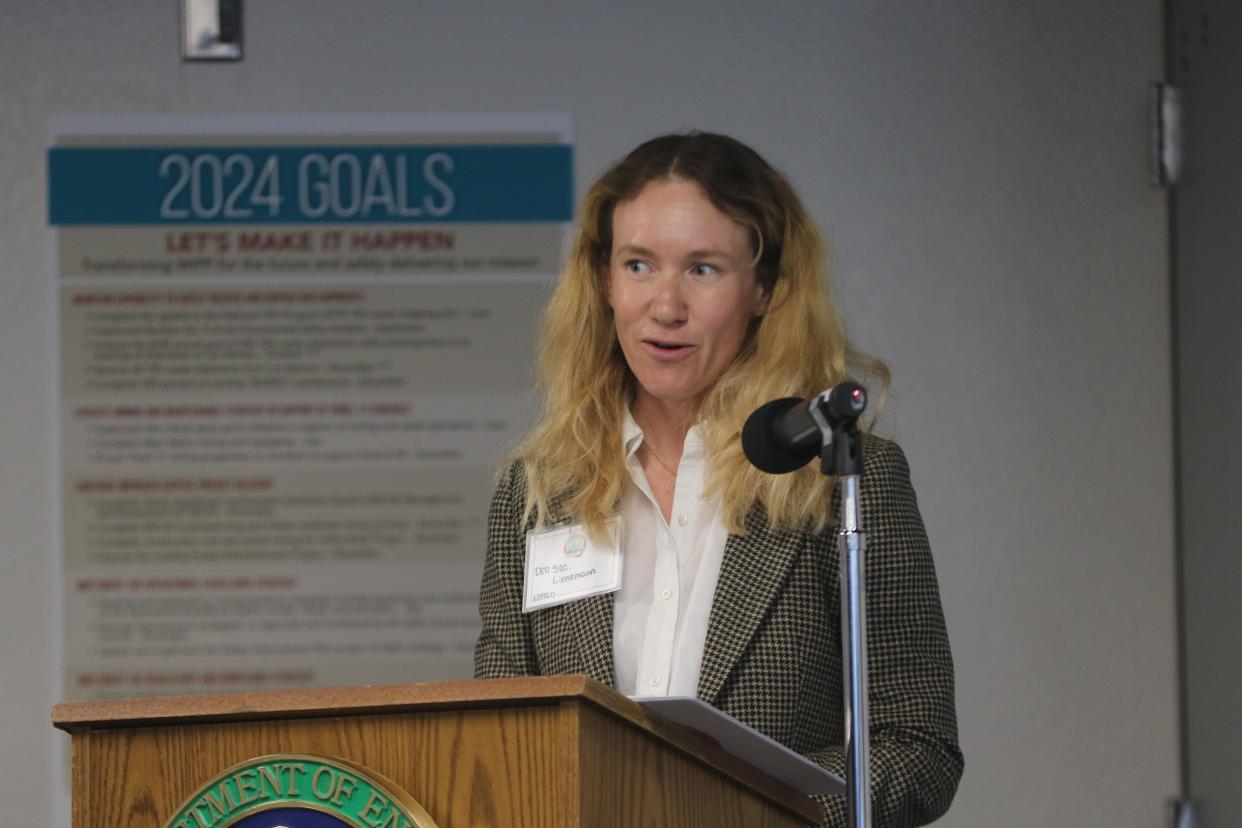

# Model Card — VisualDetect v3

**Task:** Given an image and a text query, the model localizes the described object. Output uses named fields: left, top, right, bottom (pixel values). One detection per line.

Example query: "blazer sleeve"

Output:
left=807, top=438, right=964, bottom=828
left=473, top=461, right=539, bottom=678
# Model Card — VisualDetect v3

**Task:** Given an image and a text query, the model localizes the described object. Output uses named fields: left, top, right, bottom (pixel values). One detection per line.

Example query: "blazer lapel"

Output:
left=696, top=507, right=808, bottom=704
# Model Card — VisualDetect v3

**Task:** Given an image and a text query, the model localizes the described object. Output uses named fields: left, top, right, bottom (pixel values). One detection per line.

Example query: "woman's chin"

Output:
left=633, top=382, right=708, bottom=412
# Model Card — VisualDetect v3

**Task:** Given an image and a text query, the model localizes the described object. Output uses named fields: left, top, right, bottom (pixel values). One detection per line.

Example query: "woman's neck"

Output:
left=631, top=392, right=698, bottom=468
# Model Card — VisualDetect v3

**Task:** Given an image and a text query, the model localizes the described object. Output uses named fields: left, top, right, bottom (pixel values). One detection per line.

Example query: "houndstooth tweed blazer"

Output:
left=474, top=435, right=963, bottom=827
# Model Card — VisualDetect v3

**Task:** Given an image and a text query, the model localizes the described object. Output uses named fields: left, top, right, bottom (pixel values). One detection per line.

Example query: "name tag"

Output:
left=522, top=517, right=623, bottom=613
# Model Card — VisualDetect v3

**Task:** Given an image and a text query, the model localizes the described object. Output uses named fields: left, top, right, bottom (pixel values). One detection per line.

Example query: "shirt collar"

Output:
left=622, top=407, right=706, bottom=461
left=622, top=408, right=644, bottom=458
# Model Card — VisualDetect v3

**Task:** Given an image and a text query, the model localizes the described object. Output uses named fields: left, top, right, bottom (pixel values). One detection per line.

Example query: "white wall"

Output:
left=0, top=2, right=1177, bottom=825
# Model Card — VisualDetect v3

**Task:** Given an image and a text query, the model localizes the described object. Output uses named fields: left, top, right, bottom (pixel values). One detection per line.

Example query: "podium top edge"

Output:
left=52, top=674, right=606, bottom=730
left=52, top=674, right=824, bottom=824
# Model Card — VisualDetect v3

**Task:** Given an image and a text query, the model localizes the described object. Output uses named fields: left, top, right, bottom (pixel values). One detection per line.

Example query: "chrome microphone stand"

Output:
left=808, top=391, right=870, bottom=828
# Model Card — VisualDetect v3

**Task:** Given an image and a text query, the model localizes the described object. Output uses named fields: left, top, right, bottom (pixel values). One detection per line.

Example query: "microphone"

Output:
left=741, top=382, right=867, bottom=474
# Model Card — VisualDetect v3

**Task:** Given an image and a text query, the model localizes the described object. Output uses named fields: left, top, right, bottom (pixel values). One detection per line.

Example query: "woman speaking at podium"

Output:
left=474, top=132, right=962, bottom=827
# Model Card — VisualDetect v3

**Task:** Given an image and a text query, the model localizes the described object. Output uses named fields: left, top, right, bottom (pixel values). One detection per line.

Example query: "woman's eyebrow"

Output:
left=613, top=244, right=735, bottom=262
left=684, top=247, right=735, bottom=262
left=613, top=244, right=656, bottom=259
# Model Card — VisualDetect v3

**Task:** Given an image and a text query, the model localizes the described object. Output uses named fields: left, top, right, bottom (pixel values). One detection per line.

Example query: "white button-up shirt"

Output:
left=612, top=411, right=729, bottom=697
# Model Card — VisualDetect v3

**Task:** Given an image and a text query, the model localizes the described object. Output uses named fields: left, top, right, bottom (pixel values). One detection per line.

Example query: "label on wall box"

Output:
left=162, top=754, right=440, bottom=828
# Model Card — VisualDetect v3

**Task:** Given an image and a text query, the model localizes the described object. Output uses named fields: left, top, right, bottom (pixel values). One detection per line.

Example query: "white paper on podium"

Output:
left=634, top=696, right=845, bottom=796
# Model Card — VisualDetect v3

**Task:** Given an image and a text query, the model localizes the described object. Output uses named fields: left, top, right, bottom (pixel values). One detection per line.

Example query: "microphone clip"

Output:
left=807, top=388, right=865, bottom=477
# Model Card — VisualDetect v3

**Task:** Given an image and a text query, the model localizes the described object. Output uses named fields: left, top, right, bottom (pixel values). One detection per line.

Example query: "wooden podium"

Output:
left=53, top=675, right=824, bottom=827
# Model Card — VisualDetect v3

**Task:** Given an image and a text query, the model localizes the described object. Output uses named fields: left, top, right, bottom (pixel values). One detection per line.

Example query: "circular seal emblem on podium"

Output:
left=162, top=754, right=439, bottom=828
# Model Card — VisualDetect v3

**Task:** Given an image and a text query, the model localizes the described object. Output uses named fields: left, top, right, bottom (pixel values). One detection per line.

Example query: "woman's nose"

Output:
left=649, top=276, right=687, bottom=325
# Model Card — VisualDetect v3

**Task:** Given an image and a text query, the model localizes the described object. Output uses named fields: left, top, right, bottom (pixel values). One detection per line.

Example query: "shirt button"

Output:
left=661, top=588, right=673, bottom=600
left=649, top=675, right=661, bottom=687
left=677, top=515, right=688, bottom=526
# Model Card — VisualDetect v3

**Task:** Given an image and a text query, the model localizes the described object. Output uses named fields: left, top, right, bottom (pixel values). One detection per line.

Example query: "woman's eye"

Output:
left=690, top=263, right=720, bottom=277
left=624, top=259, right=651, bottom=274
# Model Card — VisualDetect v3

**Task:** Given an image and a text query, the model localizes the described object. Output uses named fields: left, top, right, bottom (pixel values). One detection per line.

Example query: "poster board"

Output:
left=48, top=113, right=573, bottom=699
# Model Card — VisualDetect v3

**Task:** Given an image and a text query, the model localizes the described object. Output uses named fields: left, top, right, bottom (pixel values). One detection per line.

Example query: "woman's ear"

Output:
left=600, top=263, right=614, bottom=309
left=753, top=281, right=771, bottom=316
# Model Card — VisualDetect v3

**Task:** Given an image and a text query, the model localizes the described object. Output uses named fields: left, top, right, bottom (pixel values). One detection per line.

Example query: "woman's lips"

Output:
left=640, top=339, right=697, bottom=361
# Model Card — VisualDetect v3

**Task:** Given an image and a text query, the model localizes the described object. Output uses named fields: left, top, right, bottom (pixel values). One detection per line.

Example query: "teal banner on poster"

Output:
left=48, top=144, right=573, bottom=225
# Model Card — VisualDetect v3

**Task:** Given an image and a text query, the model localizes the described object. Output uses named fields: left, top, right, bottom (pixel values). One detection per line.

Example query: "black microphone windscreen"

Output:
left=826, top=381, right=867, bottom=423
left=741, top=397, right=818, bottom=474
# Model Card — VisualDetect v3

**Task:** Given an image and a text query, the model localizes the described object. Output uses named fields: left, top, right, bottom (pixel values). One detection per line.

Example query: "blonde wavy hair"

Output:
left=513, top=132, right=889, bottom=536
